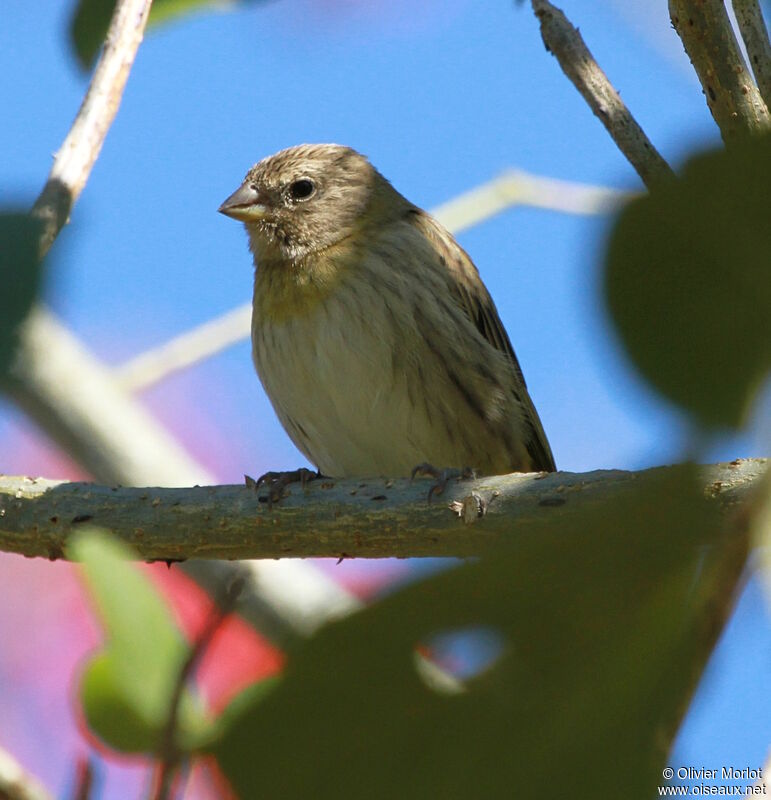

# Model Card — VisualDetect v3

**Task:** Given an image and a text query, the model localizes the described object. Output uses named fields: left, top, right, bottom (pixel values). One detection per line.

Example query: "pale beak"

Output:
left=218, top=183, right=268, bottom=222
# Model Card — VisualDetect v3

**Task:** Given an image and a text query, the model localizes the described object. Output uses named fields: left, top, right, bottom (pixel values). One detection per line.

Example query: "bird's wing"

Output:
left=411, top=210, right=556, bottom=472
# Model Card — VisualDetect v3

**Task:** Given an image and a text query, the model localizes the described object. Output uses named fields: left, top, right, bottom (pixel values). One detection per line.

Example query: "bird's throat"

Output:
left=252, top=238, right=357, bottom=324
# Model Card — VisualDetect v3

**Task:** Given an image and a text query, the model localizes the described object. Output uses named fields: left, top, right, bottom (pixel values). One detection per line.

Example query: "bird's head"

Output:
left=219, top=143, right=408, bottom=265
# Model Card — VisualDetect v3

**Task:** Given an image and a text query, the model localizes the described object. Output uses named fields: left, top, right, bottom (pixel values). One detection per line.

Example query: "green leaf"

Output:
left=196, top=675, right=282, bottom=749
left=0, top=212, right=45, bottom=380
left=70, top=0, right=255, bottom=70
left=211, top=467, right=746, bottom=800
left=80, top=652, right=166, bottom=752
left=70, top=528, right=212, bottom=753
left=605, top=136, right=771, bottom=429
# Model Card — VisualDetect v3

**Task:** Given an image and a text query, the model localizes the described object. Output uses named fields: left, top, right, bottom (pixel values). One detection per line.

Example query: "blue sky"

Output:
left=0, top=0, right=769, bottom=795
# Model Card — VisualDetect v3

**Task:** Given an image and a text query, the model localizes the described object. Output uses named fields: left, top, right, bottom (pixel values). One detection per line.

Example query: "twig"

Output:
left=114, top=304, right=253, bottom=392
left=151, top=578, right=244, bottom=800
left=30, top=0, right=153, bottom=258
left=0, top=460, right=765, bottom=561
left=669, top=0, right=771, bottom=142
left=530, top=0, right=675, bottom=189
left=731, top=0, right=771, bottom=109
left=70, top=758, right=94, bottom=800
left=114, top=170, right=629, bottom=392
left=432, top=169, right=628, bottom=227
left=0, top=747, right=53, bottom=800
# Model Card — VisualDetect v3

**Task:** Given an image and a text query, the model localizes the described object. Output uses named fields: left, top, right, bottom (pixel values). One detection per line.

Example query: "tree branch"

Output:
left=5, top=308, right=213, bottom=487
left=530, top=0, right=675, bottom=189
left=30, top=0, right=152, bottom=257
left=731, top=0, right=771, bottom=110
left=0, top=747, right=52, bottom=800
left=669, top=0, right=771, bottom=143
left=0, top=460, right=765, bottom=561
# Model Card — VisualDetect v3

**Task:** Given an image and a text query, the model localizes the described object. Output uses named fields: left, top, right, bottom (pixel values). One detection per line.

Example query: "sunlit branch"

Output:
left=30, top=0, right=153, bottom=257
left=731, top=0, right=771, bottom=110
left=669, top=0, right=770, bottom=142
left=530, top=0, right=675, bottom=188
left=0, top=460, right=765, bottom=561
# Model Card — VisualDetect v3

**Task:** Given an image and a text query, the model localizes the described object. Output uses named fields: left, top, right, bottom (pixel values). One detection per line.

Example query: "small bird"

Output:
left=219, top=144, right=555, bottom=482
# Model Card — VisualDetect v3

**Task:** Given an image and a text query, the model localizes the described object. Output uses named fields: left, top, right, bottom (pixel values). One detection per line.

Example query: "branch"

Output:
left=731, top=0, right=771, bottom=109
left=5, top=308, right=213, bottom=487
left=30, top=0, right=152, bottom=258
left=0, top=747, right=52, bottom=800
left=669, top=0, right=771, bottom=142
left=0, top=460, right=765, bottom=561
left=530, top=0, right=675, bottom=189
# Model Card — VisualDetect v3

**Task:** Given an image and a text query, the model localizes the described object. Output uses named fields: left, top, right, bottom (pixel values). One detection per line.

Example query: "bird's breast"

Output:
left=251, top=271, right=425, bottom=476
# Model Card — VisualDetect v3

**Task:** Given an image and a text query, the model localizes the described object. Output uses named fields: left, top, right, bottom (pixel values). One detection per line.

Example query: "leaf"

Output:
left=605, top=135, right=771, bottom=429
left=211, top=466, right=746, bottom=800
left=0, top=212, right=45, bottom=380
left=197, top=675, right=282, bottom=749
left=70, top=528, right=212, bottom=753
left=70, top=0, right=254, bottom=71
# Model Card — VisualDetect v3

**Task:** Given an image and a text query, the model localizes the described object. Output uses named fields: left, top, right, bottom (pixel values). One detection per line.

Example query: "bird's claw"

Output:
left=410, top=463, right=476, bottom=502
left=245, top=467, right=320, bottom=506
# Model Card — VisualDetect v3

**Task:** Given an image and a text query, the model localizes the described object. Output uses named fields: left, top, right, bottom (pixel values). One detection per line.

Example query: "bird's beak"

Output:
left=218, top=183, right=268, bottom=222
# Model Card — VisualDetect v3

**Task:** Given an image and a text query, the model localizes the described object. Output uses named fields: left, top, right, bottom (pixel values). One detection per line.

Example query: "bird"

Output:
left=218, top=143, right=555, bottom=488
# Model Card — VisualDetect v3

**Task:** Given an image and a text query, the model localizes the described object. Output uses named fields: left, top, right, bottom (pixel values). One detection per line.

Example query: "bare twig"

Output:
left=731, top=0, right=771, bottom=109
left=0, top=747, right=52, bottom=800
left=30, top=0, right=152, bottom=257
left=115, top=171, right=629, bottom=393
left=530, top=0, right=675, bottom=189
left=669, top=0, right=771, bottom=142
left=432, top=169, right=629, bottom=227
left=0, top=460, right=765, bottom=561
left=114, top=305, right=253, bottom=392
left=151, top=578, right=244, bottom=800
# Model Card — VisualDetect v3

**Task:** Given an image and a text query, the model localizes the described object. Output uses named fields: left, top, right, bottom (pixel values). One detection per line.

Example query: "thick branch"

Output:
left=530, top=0, right=675, bottom=189
left=670, top=0, right=771, bottom=142
left=0, top=460, right=765, bottom=561
left=5, top=309, right=212, bottom=487
left=732, top=0, right=771, bottom=109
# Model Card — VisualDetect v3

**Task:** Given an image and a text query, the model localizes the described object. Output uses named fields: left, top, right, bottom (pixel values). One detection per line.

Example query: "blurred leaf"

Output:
left=80, top=652, right=164, bottom=751
left=196, top=675, right=282, bottom=748
left=211, top=467, right=746, bottom=800
left=70, top=0, right=251, bottom=71
left=70, top=528, right=213, bottom=753
left=605, top=136, right=771, bottom=429
left=0, top=212, right=45, bottom=380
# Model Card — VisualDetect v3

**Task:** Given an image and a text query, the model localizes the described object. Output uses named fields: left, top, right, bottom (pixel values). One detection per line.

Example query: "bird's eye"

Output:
left=288, top=179, right=315, bottom=202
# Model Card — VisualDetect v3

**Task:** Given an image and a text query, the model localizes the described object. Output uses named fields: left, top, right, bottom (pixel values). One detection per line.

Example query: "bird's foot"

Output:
left=245, top=467, right=320, bottom=506
left=410, top=463, right=476, bottom=502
